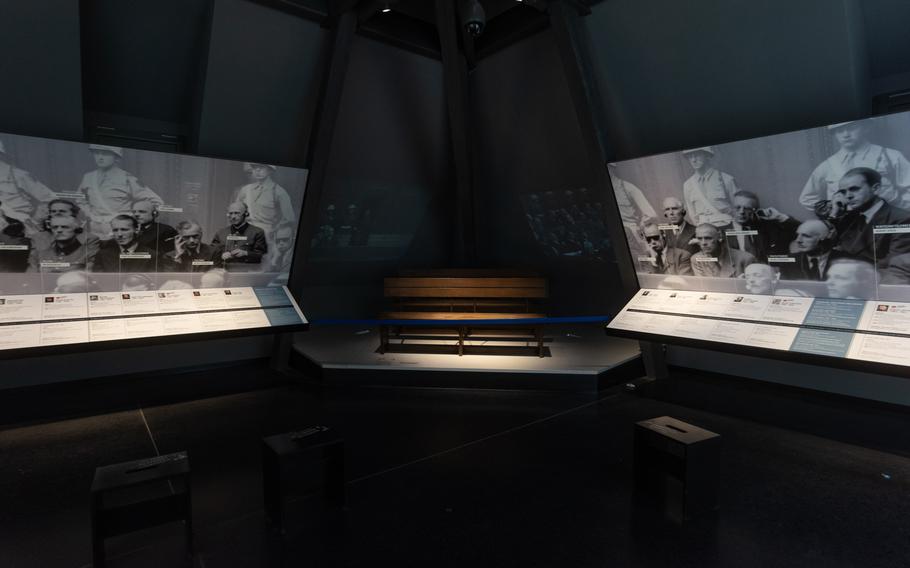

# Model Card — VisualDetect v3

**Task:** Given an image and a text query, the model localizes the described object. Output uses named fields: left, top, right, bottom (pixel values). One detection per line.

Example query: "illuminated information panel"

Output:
left=608, top=288, right=910, bottom=368
left=0, top=286, right=306, bottom=353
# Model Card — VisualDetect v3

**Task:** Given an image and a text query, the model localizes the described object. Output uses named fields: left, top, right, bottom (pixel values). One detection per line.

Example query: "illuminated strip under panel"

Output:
left=607, top=288, right=910, bottom=368
left=0, top=286, right=306, bottom=352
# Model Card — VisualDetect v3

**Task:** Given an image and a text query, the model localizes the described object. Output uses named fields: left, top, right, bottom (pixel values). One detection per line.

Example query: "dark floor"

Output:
left=2, top=373, right=910, bottom=568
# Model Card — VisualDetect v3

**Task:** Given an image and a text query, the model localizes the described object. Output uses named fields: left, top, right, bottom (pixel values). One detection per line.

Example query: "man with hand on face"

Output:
left=660, top=197, right=698, bottom=254
left=831, top=167, right=910, bottom=266
left=163, top=221, right=220, bottom=272
left=637, top=222, right=692, bottom=275
left=266, top=223, right=295, bottom=274
left=212, top=202, right=267, bottom=272
left=77, top=145, right=163, bottom=237
left=28, top=215, right=92, bottom=272
left=94, top=214, right=157, bottom=272
left=690, top=223, right=755, bottom=278
left=800, top=120, right=910, bottom=211
left=682, top=147, right=741, bottom=227
left=132, top=199, right=176, bottom=255
left=722, top=190, right=799, bottom=262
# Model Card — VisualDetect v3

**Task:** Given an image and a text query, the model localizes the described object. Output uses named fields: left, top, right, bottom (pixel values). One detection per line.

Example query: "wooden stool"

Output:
left=90, top=451, right=192, bottom=567
left=262, top=426, right=344, bottom=533
left=634, top=416, right=720, bottom=522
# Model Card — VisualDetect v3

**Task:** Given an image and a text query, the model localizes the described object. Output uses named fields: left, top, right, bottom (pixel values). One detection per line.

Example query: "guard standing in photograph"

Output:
left=682, top=146, right=741, bottom=227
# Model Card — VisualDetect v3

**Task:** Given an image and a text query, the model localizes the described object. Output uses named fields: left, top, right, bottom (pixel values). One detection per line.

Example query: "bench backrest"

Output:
left=384, top=277, right=548, bottom=299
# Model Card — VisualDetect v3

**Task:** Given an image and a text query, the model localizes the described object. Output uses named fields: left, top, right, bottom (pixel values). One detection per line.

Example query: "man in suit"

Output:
left=637, top=222, right=692, bottom=275
left=162, top=221, right=221, bottom=273
left=132, top=199, right=177, bottom=255
left=721, top=190, right=799, bottom=262
left=212, top=202, right=267, bottom=272
left=93, top=214, right=157, bottom=273
left=778, top=219, right=837, bottom=281
left=826, top=258, right=875, bottom=299
left=690, top=223, right=756, bottom=277
left=660, top=197, right=698, bottom=254
left=831, top=167, right=910, bottom=266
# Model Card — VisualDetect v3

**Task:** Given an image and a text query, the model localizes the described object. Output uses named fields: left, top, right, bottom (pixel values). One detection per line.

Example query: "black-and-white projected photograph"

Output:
left=0, top=131, right=308, bottom=294
left=609, top=112, right=910, bottom=301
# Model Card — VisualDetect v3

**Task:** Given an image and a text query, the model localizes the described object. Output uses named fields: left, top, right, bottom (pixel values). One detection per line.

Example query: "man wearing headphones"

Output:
left=93, top=214, right=157, bottom=273
left=28, top=215, right=93, bottom=272
left=76, top=145, right=163, bottom=237
left=132, top=199, right=177, bottom=255
left=32, top=198, right=101, bottom=258
left=211, top=202, right=267, bottom=272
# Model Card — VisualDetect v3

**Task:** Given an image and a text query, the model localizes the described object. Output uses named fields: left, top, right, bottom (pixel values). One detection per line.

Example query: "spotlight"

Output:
left=382, top=3, right=391, bottom=12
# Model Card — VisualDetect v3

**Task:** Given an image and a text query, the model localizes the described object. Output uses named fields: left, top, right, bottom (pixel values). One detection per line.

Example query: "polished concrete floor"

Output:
left=2, top=374, right=910, bottom=567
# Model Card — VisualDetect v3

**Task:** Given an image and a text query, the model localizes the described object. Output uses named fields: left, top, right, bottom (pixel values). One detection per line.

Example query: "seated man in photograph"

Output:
left=825, top=257, right=876, bottom=299
left=660, top=197, right=698, bottom=254
left=32, top=199, right=100, bottom=256
left=28, top=215, right=93, bottom=272
left=743, top=263, right=780, bottom=295
left=93, top=214, right=157, bottom=273
left=878, top=252, right=910, bottom=285
left=265, top=223, right=295, bottom=274
left=162, top=221, right=221, bottom=272
left=54, top=270, right=90, bottom=294
left=721, top=190, right=799, bottom=262
left=690, top=223, right=756, bottom=277
left=638, top=222, right=692, bottom=275
left=0, top=199, right=30, bottom=272
left=832, top=167, right=910, bottom=266
left=779, top=219, right=838, bottom=281
left=212, top=202, right=267, bottom=272
left=132, top=199, right=177, bottom=255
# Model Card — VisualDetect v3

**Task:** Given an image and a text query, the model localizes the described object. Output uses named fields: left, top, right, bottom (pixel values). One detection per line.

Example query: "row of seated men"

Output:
left=0, top=198, right=295, bottom=274
left=637, top=167, right=910, bottom=285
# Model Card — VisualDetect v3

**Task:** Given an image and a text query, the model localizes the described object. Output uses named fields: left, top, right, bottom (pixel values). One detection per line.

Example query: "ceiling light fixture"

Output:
left=382, top=3, right=391, bottom=12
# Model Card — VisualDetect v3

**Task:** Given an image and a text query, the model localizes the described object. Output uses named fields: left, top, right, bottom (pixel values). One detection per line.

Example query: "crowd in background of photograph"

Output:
left=610, top=114, right=910, bottom=299
left=521, top=188, right=612, bottom=259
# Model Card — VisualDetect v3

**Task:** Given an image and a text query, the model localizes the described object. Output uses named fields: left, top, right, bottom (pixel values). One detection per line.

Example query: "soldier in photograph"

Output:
left=235, top=163, right=295, bottom=247
left=0, top=139, right=56, bottom=234
left=681, top=146, right=741, bottom=227
left=608, top=163, right=656, bottom=254
left=76, top=145, right=163, bottom=237
left=800, top=120, right=910, bottom=211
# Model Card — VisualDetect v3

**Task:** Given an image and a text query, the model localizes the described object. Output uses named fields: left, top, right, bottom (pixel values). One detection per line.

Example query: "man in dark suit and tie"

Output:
left=778, top=219, right=839, bottom=281
left=637, top=222, right=692, bottom=275
left=832, top=167, right=910, bottom=266
left=722, top=191, right=799, bottom=262
left=660, top=197, right=699, bottom=254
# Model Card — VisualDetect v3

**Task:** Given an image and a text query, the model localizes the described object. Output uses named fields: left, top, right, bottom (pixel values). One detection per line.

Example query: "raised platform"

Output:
left=291, top=323, right=643, bottom=391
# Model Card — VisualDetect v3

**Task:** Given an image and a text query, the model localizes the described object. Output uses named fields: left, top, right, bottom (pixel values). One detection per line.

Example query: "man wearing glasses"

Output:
left=638, top=222, right=692, bottom=275
left=721, top=190, right=799, bottom=262
left=211, top=202, right=267, bottom=272
left=163, top=221, right=221, bottom=272
left=266, top=223, right=295, bottom=274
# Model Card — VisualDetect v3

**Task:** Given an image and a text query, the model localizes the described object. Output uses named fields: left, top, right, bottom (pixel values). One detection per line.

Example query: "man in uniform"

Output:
left=31, top=198, right=101, bottom=261
left=608, top=163, right=656, bottom=254
left=132, top=199, right=176, bottom=255
left=76, top=145, right=163, bottom=237
left=637, top=222, right=692, bottom=275
left=800, top=120, right=910, bottom=211
left=212, top=202, right=267, bottom=272
left=0, top=140, right=56, bottom=234
left=660, top=197, right=698, bottom=254
left=235, top=163, right=295, bottom=247
left=722, top=190, right=799, bottom=262
left=162, top=221, right=220, bottom=273
left=690, top=223, right=756, bottom=277
left=93, top=214, right=157, bottom=273
left=682, top=146, right=741, bottom=227
left=28, top=215, right=93, bottom=272
left=831, top=167, right=910, bottom=266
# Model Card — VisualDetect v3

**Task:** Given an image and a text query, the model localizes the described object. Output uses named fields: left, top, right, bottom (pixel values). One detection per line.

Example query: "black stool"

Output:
left=262, top=426, right=344, bottom=533
left=90, top=451, right=192, bottom=567
left=634, top=416, right=720, bottom=522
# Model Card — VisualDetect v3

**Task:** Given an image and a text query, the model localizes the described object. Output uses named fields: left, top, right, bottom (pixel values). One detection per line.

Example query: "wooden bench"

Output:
left=379, top=274, right=548, bottom=356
